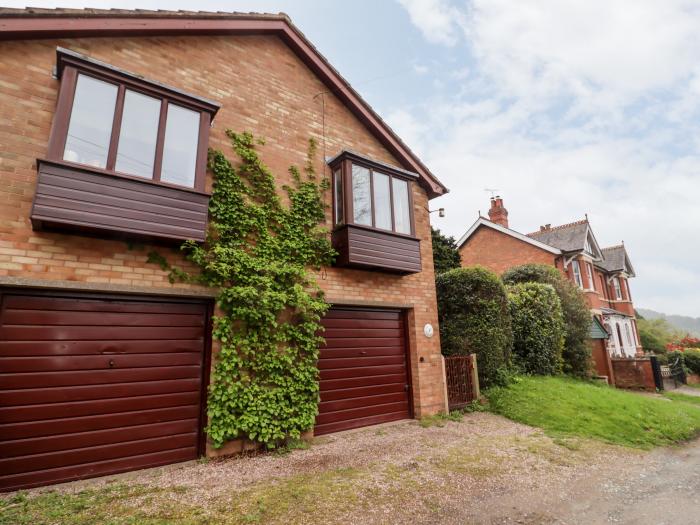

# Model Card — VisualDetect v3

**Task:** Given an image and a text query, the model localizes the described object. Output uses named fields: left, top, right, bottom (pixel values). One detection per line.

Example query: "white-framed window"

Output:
left=584, top=236, right=593, bottom=255
left=624, top=324, right=633, bottom=347
left=613, top=277, right=622, bottom=300
left=571, top=260, right=583, bottom=288
left=586, top=263, right=595, bottom=291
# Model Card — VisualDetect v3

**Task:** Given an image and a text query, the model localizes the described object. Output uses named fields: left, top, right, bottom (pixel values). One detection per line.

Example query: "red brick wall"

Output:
left=0, top=35, right=447, bottom=426
left=591, top=339, right=615, bottom=385
left=611, top=358, right=655, bottom=391
left=459, top=225, right=557, bottom=275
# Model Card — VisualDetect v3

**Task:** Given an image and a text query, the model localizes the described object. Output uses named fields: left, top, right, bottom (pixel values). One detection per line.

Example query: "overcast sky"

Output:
left=5, top=0, right=700, bottom=317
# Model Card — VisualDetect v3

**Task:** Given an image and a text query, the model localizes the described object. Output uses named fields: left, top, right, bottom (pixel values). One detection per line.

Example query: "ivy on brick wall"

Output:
left=150, top=130, right=335, bottom=447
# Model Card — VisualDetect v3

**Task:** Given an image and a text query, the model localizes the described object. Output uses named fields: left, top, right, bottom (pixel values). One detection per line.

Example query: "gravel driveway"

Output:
left=11, top=411, right=698, bottom=524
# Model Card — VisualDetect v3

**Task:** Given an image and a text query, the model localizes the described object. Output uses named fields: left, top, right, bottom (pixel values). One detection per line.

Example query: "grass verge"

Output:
left=665, top=391, right=700, bottom=406
left=486, top=376, right=700, bottom=449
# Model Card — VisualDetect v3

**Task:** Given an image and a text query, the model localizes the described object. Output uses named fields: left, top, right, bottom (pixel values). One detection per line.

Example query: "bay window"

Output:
left=331, top=151, right=416, bottom=237
left=571, top=260, right=583, bottom=288
left=613, top=277, right=623, bottom=300
left=47, top=48, right=219, bottom=192
left=585, top=262, right=595, bottom=291
left=328, top=151, right=420, bottom=274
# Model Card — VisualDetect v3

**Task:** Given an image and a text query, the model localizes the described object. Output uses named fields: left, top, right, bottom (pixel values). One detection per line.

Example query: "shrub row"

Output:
left=436, top=264, right=592, bottom=387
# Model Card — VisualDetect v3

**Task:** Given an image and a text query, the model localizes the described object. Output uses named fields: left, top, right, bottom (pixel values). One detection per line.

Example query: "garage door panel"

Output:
left=320, top=382, right=406, bottom=402
left=0, top=325, right=204, bottom=341
left=0, top=291, right=208, bottom=491
left=2, top=353, right=202, bottom=373
left=1, top=405, right=201, bottom=441
left=0, top=366, right=201, bottom=390
left=318, top=355, right=406, bottom=370
left=1, top=310, right=205, bottom=328
left=322, top=309, right=400, bottom=321
left=315, top=401, right=409, bottom=426
left=0, top=419, right=198, bottom=457
left=319, top=392, right=408, bottom=413
left=323, top=337, right=404, bottom=349
left=319, top=346, right=405, bottom=359
left=320, top=374, right=407, bottom=392
left=321, top=318, right=401, bottom=330
left=0, top=447, right=196, bottom=492
left=0, top=378, right=201, bottom=406
left=0, top=432, right=197, bottom=476
left=316, top=308, right=410, bottom=436
left=0, top=339, right=204, bottom=357
left=322, top=328, right=402, bottom=339
left=314, top=411, right=409, bottom=436
left=3, top=295, right=205, bottom=315
left=1, top=391, right=200, bottom=423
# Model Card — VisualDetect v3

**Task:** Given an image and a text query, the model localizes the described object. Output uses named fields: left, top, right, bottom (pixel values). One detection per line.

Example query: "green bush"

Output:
left=683, top=349, right=700, bottom=375
left=636, top=317, right=679, bottom=354
left=502, top=264, right=591, bottom=377
left=508, top=282, right=565, bottom=375
left=435, top=266, right=513, bottom=388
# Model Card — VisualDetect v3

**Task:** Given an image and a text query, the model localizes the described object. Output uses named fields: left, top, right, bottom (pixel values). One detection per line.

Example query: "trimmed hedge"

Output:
left=683, top=350, right=700, bottom=375
left=508, top=282, right=565, bottom=375
left=436, top=266, right=513, bottom=388
left=502, top=264, right=591, bottom=377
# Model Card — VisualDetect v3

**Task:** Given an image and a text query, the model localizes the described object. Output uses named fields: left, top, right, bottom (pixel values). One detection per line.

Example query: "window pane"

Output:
left=115, top=90, right=161, bottom=178
left=352, top=164, right=372, bottom=225
left=373, top=172, right=392, bottom=230
left=333, top=169, right=344, bottom=225
left=161, top=104, right=200, bottom=187
left=63, top=74, right=117, bottom=169
left=392, top=178, right=411, bottom=234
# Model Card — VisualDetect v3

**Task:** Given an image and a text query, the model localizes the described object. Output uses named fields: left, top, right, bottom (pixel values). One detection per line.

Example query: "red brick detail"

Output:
left=591, top=339, right=615, bottom=385
left=459, top=225, right=557, bottom=275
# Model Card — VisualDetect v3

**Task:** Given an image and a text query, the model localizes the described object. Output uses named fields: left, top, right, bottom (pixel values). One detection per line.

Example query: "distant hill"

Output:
left=637, top=308, right=700, bottom=337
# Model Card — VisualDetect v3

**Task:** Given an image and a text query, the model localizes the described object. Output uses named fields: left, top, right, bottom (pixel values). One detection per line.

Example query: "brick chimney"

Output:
left=488, top=196, right=509, bottom=228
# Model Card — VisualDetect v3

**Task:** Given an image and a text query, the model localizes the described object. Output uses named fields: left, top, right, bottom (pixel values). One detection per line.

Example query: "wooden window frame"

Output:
left=613, top=276, right=623, bottom=300
left=571, top=259, right=583, bottom=289
left=47, top=48, right=219, bottom=194
left=329, top=151, right=417, bottom=238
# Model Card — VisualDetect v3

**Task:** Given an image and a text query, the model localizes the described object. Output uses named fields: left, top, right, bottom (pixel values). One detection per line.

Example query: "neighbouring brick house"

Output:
left=0, top=9, right=449, bottom=491
left=458, top=197, right=643, bottom=381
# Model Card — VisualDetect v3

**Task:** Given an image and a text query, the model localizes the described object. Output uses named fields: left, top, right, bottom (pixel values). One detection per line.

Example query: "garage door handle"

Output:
left=108, top=360, right=115, bottom=368
left=359, top=351, right=367, bottom=355
left=404, top=384, right=409, bottom=392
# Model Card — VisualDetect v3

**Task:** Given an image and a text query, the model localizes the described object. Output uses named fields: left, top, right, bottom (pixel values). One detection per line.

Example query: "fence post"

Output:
left=470, top=353, right=480, bottom=400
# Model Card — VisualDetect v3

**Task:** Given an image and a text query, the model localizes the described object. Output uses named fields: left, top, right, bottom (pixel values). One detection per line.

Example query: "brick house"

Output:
left=458, top=197, right=642, bottom=380
left=0, top=9, right=449, bottom=491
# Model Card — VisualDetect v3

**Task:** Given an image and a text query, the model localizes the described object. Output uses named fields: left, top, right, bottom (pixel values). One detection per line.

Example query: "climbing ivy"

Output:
left=151, top=130, right=335, bottom=448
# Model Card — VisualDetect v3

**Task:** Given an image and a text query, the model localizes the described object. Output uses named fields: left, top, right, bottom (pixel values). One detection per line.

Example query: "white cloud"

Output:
left=397, top=0, right=467, bottom=46
left=394, top=0, right=700, bottom=316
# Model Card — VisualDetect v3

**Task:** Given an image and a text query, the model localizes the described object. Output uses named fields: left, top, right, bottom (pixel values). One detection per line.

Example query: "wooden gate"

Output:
left=444, top=354, right=479, bottom=410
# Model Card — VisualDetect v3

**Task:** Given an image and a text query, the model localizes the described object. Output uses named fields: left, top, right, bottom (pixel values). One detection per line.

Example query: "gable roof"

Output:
left=598, top=245, right=636, bottom=277
left=457, top=217, right=562, bottom=255
left=526, top=219, right=603, bottom=259
left=0, top=8, right=447, bottom=199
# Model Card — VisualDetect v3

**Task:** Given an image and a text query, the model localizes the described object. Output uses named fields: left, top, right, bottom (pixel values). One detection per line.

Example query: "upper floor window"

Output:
left=585, top=262, right=595, bottom=291
left=613, top=277, right=623, bottom=300
left=329, top=151, right=416, bottom=236
left=571, top=260, right=583, bottom=288
left=48, top=48, right=219, bottom=192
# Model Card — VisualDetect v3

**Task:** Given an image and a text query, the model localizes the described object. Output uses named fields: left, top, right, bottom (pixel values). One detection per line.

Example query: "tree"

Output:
left=435, top=266, right=513, bottom=387
left=508, top=282, right=565, bottom=375
left=502, top=264, right=591, bottom=377
left=431, top=227, right=461, bottom=275
left=636, top=317, right=681, bottom=354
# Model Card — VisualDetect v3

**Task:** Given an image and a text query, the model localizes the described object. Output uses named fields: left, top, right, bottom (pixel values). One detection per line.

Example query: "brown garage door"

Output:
left=0, top=291, right=209, bottom=492
left=315, top=308, right=411, bottom=435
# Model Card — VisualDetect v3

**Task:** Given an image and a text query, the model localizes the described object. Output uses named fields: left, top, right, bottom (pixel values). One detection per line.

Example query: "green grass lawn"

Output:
left=665, top=391, right=700, bottom=406
left=487, top=376, right=700, bottom=449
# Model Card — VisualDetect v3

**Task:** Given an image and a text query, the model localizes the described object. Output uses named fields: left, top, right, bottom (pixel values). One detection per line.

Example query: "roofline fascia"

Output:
left=0, top=14, right=448, bottom=199
left=457, top=217, right=562, bottom=255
